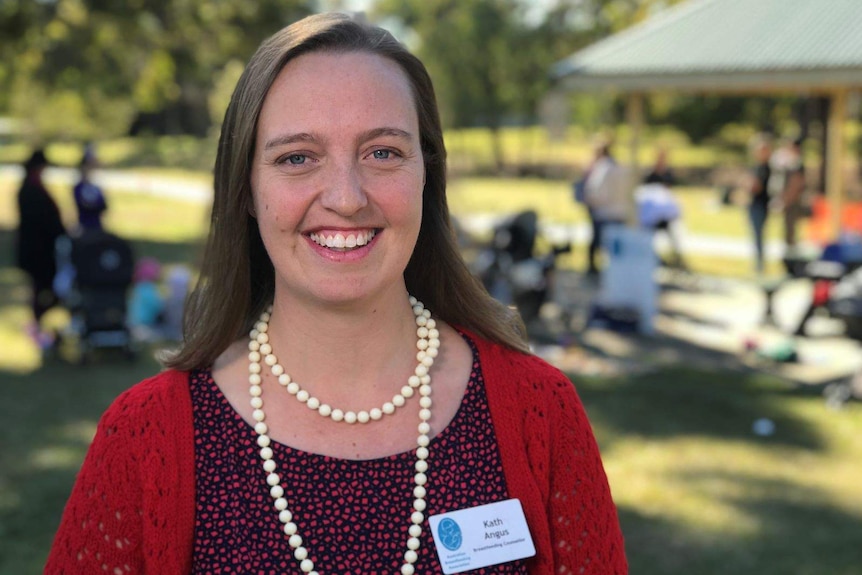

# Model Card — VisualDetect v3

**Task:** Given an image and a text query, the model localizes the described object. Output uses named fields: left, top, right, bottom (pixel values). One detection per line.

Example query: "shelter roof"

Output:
left=553, top=0, right=862, bottom=92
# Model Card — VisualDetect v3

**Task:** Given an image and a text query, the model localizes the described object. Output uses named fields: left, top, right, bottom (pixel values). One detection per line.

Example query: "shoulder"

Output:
left=99, top=369, right=191, bottom=431
left=469, top=333, right=576, bottom=404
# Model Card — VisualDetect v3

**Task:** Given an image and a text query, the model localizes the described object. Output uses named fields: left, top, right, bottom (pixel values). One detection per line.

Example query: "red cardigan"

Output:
left=45, top=335, right=627, bottom=574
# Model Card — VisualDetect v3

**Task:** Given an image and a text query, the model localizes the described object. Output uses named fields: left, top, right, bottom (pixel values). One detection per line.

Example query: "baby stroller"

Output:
left=56, top=229, right=136, bottom=363
left=473, top=210, right=571, bottom=332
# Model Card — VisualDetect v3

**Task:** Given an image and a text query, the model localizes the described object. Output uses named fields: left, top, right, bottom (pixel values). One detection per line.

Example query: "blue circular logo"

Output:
left=437, top=518, right=463, bottom=551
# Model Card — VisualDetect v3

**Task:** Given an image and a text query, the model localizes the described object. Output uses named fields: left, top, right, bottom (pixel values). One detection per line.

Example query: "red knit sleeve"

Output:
left=473, top=333, right=627, bottom=575
left=44, top=391, right=146, bottom=574
left=44, top=371, right=195, bottom=575
left=545, top=374, right=627, bottom=574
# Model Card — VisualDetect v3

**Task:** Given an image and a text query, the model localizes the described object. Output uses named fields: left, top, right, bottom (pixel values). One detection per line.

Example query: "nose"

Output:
left=320, top=160, right=368, bottom=217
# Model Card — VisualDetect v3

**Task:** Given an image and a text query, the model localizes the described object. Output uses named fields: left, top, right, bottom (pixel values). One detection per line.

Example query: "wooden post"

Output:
left=625, top=92, right=644, bottom=226
left=626, top=92, right=643, bottom=172
left=826, top=89, right=847, bottom=240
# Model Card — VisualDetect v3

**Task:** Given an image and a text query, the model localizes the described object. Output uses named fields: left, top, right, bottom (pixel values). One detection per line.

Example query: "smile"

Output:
left=308, top=229, right=377, bottom=251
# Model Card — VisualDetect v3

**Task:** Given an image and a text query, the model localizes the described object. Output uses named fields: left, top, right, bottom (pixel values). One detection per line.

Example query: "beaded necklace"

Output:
left=247, top=296, right=438, bottom=574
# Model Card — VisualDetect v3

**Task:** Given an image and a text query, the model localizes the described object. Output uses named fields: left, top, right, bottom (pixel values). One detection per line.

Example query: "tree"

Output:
left=0, top=0, right=315, bottom=141
left=372, top=0, right=683, bottom=172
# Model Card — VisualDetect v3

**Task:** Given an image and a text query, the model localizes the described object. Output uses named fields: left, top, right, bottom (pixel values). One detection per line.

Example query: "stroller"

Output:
left=56, top=229, right=136, bottom=363
left=473, top=210, right=571, bottom=332
left=787, top=237, right=862, bottom=338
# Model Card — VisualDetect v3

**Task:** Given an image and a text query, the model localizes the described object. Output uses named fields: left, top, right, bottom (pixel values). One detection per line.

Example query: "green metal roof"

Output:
left=553, top=0, right=862, bottom=92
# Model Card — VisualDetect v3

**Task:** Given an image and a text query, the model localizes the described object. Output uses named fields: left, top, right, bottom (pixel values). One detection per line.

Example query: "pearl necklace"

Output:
left=249, top=297, right=440, bottom=424
left=248, top=296, right=436, bottom=575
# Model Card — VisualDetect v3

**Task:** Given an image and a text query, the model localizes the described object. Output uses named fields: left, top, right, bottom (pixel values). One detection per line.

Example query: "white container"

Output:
left=599, top=225, right=658, bottom=334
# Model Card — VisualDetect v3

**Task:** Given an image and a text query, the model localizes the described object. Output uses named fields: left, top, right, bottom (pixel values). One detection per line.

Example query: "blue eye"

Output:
left=287, top=154, right=306, bottom=165
left=372, top=149, right=392, bottom=159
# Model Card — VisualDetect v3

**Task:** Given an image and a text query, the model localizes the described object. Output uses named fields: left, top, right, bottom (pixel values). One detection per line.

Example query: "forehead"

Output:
left=257, top=50, right=418, bottom=139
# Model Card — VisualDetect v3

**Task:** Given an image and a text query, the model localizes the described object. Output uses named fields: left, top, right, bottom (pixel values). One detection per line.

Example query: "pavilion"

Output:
left=551, top=0, right=862, bottom=237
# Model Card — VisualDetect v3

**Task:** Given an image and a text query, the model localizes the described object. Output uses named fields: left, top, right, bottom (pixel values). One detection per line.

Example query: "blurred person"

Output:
left=637, top=148, right=684, bottom=269
left=643, top=147, right=675, bottom=187
left=748, top=137, right=773, bottom=274
left=14, top=148, right=66, bottom=349
left=127, top=256, right=165, bottom=342
left=45, top=13, right=627, bottom=575
left=775, top=138, right=807, bottom=249
left=73, top=144, right=108, bottom=231
left=582, top=139, right=628, bottom=275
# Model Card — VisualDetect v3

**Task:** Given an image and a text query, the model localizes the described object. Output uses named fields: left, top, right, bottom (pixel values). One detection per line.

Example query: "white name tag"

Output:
left=428, top=499, right=536, bottom=574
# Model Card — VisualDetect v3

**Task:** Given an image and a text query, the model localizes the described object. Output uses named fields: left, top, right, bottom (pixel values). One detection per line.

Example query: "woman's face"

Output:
left=251, top=50, right=424, bottom=307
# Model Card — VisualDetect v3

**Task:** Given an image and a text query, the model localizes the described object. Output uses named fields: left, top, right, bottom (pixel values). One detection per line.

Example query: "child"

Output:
left=128, top=257, right=164, bottom=341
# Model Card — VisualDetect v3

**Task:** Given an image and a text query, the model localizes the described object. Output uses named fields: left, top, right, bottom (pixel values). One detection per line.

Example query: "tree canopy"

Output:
left=1, top=0, right=788, bottom=152
left=0, top=0, right=314, bottom=140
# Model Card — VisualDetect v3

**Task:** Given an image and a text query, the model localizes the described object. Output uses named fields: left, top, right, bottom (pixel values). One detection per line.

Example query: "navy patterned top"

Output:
left=190, top=337, right=529, bottom=574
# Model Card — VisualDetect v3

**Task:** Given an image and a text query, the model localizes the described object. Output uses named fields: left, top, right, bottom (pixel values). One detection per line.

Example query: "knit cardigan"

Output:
left=45, top=334, right=627, bottom=574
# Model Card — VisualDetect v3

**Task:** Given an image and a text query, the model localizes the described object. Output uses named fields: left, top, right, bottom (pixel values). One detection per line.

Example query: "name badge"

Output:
left=428, top=499, right=536, bottom=574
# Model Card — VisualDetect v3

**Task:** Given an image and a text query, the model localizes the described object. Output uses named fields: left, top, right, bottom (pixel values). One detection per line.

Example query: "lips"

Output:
left=308, top=229, right=377, bottom=251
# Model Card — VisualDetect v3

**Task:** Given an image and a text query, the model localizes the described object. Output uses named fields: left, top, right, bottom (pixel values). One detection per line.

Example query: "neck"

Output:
left=265, top=289, right=418, bottom=396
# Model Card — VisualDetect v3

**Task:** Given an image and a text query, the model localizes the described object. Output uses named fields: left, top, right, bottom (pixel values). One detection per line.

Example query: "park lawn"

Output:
left=577, top=369, right=862, bottom=575
left=444, top=125, right=735, bottom=174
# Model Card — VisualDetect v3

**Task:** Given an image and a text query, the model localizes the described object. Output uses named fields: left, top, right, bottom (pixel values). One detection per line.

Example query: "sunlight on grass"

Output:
left=29, top=446, right=87, bottom=471
left=0, top=305, right=41, bottom=373
left=28, top=422, right=96, bottom=471
left=0, top=479, right=21, bottom=512
left=575, top=368, right=862, bottom=574
left=0, top=175, right=208, bottom=244
left=449, top=176, right=584, bottom=224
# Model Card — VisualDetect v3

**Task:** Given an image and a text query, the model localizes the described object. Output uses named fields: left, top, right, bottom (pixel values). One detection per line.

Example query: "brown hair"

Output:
left=164, top=12, right=527, bottom=370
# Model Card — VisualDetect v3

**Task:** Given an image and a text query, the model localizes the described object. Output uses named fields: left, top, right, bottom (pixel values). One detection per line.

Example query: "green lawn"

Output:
left=1, top=168, right=859, bottom=574
left=581, top=369, right=862, bottom=575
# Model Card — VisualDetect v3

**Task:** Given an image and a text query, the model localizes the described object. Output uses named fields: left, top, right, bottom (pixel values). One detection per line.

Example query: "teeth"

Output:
left=310, top=230, right=375, bottom=250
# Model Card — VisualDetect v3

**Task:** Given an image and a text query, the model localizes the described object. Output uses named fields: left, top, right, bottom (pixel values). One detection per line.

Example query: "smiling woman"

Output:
left=44, top=12, right=627, bottom=575
left=250, top=51, right=424, bottom=306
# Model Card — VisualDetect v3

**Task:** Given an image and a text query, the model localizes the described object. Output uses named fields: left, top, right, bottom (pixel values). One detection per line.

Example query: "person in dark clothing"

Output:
left=73, top=145, right=108, bottom=231
left=640, top=148, right=685, bottom=269
left=778, top=138, right=806, bottom=249
left=644, top=148, right=675, bottom=187
left=749, top=139, right=772, bottom=274
left=15, top=148, right=66, bottom=346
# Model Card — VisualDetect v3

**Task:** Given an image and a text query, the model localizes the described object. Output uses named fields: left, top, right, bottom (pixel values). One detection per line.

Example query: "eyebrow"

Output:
left=358, top=127, right=414, bottom=144
left=263, top=127, right=414, bottom=151
left=263, top=132, right=316, bottom=150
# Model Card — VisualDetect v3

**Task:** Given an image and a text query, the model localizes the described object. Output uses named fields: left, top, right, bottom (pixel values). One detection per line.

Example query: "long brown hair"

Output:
left=164, top=12, right=527, bottom=370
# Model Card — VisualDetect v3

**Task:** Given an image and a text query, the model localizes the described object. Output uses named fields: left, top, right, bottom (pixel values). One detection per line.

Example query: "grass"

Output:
left=444, top=125, right=736, bottom=174
left=578, top=369, right=862, bottom=575
left=1, top=161, right=858, bottom=574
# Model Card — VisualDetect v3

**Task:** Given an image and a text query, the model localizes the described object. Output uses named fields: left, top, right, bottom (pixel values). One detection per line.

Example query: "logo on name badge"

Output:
left=437, top=518, right=463, bottom=551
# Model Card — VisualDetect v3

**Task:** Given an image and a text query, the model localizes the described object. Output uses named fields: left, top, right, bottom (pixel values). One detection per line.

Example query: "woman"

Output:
left=748, top=138, right=772, bottom=274
left=46, top=13, right=626, bottom=574
left=582, top=140, right=627, bottom=275
left=15, top=148, right=66, bottom=349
